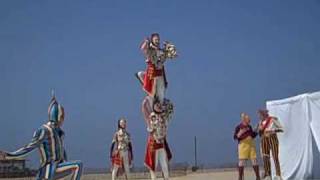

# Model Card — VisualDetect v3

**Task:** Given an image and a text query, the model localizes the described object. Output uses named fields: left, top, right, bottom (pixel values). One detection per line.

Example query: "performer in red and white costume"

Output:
left=136, top=33, right=177, bottom=103
left=110, top=118, right=133, bottom=180
left=258, top=110, right=283, bottom=180
left=143, top=98, right=173, bottom=180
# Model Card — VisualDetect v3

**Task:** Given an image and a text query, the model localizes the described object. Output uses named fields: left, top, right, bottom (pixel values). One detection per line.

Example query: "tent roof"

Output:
left=267, top=91, right=320, bottom=106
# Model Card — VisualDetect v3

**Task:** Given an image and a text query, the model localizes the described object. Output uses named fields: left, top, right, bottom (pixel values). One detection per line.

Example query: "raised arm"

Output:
left=140, top=38, right=150, bottom=58
left=5, top=127, right=46, bottom=160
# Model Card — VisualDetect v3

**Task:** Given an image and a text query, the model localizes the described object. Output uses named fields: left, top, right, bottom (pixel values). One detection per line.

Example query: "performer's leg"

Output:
left=36, top=165, right=53, bottom=180
left=112, top=165, right=119, bottom=180
left=158, top=148, right=169, bottom=180
left=150, top=149, right=160, bottom=180
left=261, top=137, right=271, bottom=178
left=270, top=135, right=281, bottom=177
left=121, top=150, right=130, bottom=179
left=135, top=71, right=145, bottom=85
left=54, top=161, right=83, bottom=180
left=37, top=162, right=57, bottom=180
left=251, top=159, right=260, bottom=180
left=150, top=170, right=157, bottom=180
left=238, top=160, right=245, bottom=180
left=155, top=77, right=165, bottom=103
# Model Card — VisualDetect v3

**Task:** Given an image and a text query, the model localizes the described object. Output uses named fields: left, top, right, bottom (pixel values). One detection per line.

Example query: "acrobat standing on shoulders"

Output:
left=136, top=33, right=178, bottom=103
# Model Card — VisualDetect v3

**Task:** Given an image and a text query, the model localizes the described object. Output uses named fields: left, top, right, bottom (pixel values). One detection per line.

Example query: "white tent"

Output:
left=266, top=92, right=320, bottom=180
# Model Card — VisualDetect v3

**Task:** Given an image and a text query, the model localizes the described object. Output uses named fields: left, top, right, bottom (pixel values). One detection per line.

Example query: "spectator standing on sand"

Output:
left=234, top=113, right=260, bottom=180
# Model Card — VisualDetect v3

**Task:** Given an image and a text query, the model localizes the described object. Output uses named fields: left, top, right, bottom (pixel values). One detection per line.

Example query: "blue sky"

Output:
left=0, top=0, right=320, bottom=168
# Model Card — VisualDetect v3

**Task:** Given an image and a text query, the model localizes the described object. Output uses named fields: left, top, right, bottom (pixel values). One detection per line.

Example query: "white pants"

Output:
left=150, top=148, right=169, bottom=180
left=112, top=150, right=130, bottom=180
left=153, top=76, right=165, bottom=104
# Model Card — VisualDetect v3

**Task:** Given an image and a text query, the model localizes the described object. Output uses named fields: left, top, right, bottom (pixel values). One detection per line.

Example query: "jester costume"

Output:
left=1, top=95, right=82, bottom=180
left=110, top=119, right=133, bottom=180
left=258, top=110, right=283, bottom=180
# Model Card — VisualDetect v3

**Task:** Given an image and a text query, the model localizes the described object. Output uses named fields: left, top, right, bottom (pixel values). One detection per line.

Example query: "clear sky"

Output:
left=0, top=0, right=320, bottom=169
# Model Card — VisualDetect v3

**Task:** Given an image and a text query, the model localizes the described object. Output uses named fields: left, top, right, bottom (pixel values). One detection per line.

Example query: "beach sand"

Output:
left=0, top=169, right=257, bottom=180
left=82, top=169, right=256, bottom=180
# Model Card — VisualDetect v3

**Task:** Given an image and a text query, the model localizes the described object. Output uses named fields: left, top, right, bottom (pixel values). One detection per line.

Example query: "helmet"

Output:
left=48, top=93, right=64, bottom=124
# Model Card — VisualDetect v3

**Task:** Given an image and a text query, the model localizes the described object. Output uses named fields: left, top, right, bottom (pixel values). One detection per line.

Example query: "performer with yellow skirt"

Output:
left=234, top=113, right=260, bottom=180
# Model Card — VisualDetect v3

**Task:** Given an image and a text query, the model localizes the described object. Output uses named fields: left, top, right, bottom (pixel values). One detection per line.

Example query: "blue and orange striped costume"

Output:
left=3, top=95, right=83, bottom=180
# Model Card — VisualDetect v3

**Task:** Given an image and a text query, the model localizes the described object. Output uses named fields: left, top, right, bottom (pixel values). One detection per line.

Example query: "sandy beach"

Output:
left=0, top=169, right=256, bottom=180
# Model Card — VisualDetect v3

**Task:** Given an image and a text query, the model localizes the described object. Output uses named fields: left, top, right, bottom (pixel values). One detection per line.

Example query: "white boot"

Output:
left=263, top=176, right=271, bottom=180
left=274, top=176, right=283, bottom=180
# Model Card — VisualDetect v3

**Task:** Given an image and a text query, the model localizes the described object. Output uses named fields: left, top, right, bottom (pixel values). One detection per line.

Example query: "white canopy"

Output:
left=266, top=92, right=320, bottom=180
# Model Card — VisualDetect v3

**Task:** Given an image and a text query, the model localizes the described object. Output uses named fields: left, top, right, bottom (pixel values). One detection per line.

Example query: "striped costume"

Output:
left=259, top=115, right=283, bottom=178
left=2, top=95, right=82, bottom=180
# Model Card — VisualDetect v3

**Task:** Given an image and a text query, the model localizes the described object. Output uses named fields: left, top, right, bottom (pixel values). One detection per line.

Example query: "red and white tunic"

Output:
left=140, top=39, right=168, bottom=100
left=111, top=129, right=132, bottom=168
left=144, top=113, right=172, bottom=171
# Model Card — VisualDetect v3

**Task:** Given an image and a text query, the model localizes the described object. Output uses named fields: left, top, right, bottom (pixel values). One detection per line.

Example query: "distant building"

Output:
left=0, top=159, right=35, bottom=178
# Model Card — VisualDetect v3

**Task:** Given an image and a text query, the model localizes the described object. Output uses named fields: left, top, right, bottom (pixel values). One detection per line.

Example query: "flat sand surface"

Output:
left=82, top=169, right=256, bottom=180
left=1, top=168, right=255, bottom=180
left=0, top=169, right=256, bottom=180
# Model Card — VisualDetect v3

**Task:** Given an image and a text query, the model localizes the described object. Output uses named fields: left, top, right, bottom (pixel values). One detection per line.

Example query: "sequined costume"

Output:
left=110, top=119, right=133, bottom=180
left=142, top=98, right=174, bottom=180
left=136, top=34, right=177, bottom=103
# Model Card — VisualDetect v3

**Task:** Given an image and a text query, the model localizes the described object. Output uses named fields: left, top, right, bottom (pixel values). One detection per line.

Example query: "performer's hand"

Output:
left=274, top=129, right=284, bottom=133
left=147, top=127, right=153, bottom=133
left=0, top=151, right=7, bottom=160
